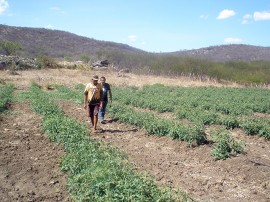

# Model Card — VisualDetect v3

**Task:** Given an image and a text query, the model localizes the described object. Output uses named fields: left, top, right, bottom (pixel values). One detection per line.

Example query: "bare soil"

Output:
left=1, top=69, right=270, bottom=202
left=0, top=101, right=70, bottom=202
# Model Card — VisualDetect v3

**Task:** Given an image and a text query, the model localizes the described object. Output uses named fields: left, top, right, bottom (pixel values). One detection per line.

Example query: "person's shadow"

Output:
left=105, top=118, right=119, bottom=123
left=101, top=118, right=139, bottom=133
left=102, top=128, right=138, bottom=133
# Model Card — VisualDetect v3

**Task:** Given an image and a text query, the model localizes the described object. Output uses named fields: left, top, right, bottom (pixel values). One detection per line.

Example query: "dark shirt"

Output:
left=101, top=83, right=111, bottom=102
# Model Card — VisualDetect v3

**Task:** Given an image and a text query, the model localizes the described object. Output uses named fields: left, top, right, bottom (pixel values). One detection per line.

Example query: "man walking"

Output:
left=84, top=75, right=103, bottom=133
left=99, top=76, right=112, bottom=124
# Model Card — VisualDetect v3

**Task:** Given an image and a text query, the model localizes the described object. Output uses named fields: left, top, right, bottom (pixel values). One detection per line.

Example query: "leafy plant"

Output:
left=211, top=129, right=245, bottom=160
left=80, top=54, right=90, bottom=63
left=0, top=84, right=14, bottom=112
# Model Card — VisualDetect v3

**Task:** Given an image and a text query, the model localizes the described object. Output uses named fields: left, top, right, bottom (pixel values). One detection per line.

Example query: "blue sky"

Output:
left=1, top=0, right=270, bottom=52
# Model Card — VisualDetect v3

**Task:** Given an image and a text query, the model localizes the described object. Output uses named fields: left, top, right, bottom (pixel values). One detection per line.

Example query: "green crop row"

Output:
left=108, top=103, right=246, bottom=160
left=113, top=84, right=270, bottom=116
left=107, top=102, right=206, bottom=145
left=26, top=83, right=189, bottom=202
left=54, top=84, right=83, bottom=104
left=0, top=83, right=14, bottom=112
left=176, top=108, right=270, bottom=139
left=111, top=85, right=270, bottom=139
left=52, top=84, right=248, bottom=159
left=50, top=84, right=207, bottom=145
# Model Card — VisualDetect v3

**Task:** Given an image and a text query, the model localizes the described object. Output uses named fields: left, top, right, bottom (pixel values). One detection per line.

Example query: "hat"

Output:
left=92, top=75, right=99, bottom=80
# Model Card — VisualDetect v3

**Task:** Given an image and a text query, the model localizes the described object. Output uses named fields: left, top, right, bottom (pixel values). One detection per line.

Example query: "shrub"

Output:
left=0, top=41, right=22, bottom=55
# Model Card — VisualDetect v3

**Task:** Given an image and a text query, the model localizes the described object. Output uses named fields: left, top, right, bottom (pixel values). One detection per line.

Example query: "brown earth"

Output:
left=0, top=101, right=71, bottom=202
left=1, top=68, right=270, bottom=202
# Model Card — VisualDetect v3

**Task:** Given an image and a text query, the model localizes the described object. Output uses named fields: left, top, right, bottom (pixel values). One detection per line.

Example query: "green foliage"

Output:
left=240, top=117, right=270, bottom=139
left=108, top=103, right=206, bottom=145
left=80, top=54, right=90, bottom=63
left=0, top=84, right=14, bottom=112
left=211, top=129, right=245, bottom=160
left=51, top=84, right=207, bottom=145
left=64, top=55, right=74, bottom=62
left=51, top=83, right=269, bottom=159
left=53, top=85, right=83, bottom=104
left=37, top=55, right=60, bottom=68
left=0, top=41, right=22, bottom=55
left=113, top=85, right=269, bottom=134
left=26, top=83, right=188, bottom=202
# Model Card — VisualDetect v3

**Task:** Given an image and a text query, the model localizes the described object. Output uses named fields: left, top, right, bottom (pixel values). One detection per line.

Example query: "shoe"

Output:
left=100, top=120, right=106, bottom=124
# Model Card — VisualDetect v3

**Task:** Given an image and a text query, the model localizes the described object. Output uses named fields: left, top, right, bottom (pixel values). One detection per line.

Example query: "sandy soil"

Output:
left=1, top=68, right=270, bottom=202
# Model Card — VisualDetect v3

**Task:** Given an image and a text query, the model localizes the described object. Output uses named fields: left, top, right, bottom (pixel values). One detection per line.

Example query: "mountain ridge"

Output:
left=0, top=24, right=144, bottom=58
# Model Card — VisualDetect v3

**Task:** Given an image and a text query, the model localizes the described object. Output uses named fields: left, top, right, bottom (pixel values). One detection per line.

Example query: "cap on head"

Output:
left=92, top=75, right=99, bottom=81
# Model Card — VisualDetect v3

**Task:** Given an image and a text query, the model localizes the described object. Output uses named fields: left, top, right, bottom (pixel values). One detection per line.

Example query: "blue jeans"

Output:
left=99, top=101, right=108, bottom=121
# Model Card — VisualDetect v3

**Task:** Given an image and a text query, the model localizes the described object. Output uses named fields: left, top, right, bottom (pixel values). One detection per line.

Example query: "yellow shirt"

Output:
left=84, top=83, right=102, bottom=105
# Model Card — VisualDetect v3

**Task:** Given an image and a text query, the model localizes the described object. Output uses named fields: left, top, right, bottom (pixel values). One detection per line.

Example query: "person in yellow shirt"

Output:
left=84, top=75, right=103, bottom=133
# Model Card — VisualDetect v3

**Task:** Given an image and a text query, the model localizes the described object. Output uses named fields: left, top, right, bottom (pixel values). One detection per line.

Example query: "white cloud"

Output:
left=242, top=14, right=252, bottom=24
left=254, top=11, right=270, bottom=21
left=224, top=37, right=243, bottom=44
left=217, top=9, right=236, bottom=20
left=0, top=0, right=9, bottom=14
left=128, top=35, right=137, bottom=42
left=46, top=24, right=53, bottom=29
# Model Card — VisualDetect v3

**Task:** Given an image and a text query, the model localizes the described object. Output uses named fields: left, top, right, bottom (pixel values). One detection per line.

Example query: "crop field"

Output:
left=1, top=69, right=270, bottom=201
left=53, top=83, right=270, bottom=160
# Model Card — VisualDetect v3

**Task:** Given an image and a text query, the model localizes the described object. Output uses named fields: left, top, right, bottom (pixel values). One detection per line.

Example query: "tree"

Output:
left=0, top=41, right=22, bottom=55
left=80, top=54, right=90, bottom=63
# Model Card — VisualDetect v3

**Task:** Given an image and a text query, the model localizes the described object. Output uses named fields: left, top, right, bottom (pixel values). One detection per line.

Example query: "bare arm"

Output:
left=84, top=91, right=88, bottom=109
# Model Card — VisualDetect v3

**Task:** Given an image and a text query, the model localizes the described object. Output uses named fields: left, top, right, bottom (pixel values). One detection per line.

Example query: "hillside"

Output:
left=171, top=44, right=270, bottom=62
left=1, top=24, right=270, bottom=62
left=0, top=24, right=144, bottom=58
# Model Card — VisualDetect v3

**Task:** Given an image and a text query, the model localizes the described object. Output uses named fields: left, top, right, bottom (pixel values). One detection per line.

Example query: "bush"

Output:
left=37, top=55, right=61, bottom=68
left=0, top=41, right=22, bottom=55
left=211, top=129, right=245, bottom=160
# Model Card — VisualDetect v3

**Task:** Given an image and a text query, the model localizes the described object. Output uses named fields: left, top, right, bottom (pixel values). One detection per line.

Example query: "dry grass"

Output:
left=0, top=68, right=245, bottom=90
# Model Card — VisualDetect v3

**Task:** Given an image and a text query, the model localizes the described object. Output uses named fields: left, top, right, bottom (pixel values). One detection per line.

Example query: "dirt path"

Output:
left=0, top=101, right=70, bottom=202
left=58, top=100, right=270, bottom=202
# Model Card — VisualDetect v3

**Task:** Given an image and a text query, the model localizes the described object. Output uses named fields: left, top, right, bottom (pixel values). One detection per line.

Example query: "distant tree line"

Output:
left=96, top=50, right=270, bottom=85
left=1, top=40, right=269, bottom=85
